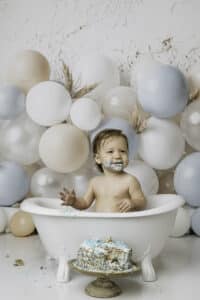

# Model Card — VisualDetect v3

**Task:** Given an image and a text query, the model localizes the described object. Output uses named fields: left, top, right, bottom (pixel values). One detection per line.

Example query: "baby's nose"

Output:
left=113, top=151, right=121, bottom=158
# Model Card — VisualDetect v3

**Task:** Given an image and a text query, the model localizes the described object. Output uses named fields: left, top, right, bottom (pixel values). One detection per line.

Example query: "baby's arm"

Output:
left=128, top=176, right=146, bottom=210
left=60, top=179, right=95, bottom=210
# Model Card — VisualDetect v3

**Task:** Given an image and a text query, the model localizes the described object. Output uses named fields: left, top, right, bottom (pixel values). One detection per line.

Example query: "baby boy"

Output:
left=60, top=129, right=146, bottom=213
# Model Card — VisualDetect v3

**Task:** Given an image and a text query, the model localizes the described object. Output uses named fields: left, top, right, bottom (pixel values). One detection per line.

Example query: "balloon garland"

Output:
left=0, top=50, right=200, bottom=237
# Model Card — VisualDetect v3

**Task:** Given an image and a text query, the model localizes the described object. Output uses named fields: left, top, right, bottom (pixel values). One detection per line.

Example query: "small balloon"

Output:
left=26, top=81, right=72, bottom=126
left=72, top=54, right=120, bottom=104
left=102, top=86, right=137, bottom=121
left=31, top=168, right=72, bottom=197
left=0, top=85, right=25, bottom=120
left=180, top=99, right=200, bottom=151
left=9, top=211, right=35, bottom=237
left=70, top=97, right=102, bottom=131
left=174, top=152, right=200, bottom=207
left=125, top=160, right=159, bottom=196
left=171, top=206, right=191, bottom=237
left=0, top=113, right=45, bottom=165
left=0, top=161, right=30, bottom=206
left=7, top=50, right=50, bottom=93
left=137, top=64, right=188, bottom=118
left=39, top=124, right=90, bottom=173
left=0, top=208, right=7, bottom=232
left=138, top=117, right=185, bottom=169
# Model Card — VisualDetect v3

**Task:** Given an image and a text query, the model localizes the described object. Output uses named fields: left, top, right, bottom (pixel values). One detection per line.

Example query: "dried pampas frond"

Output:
left=73, top=83, right=99, bottom=99
left=189, top=88, right=199, bottom=102
left=131, top=103, right=149, bottom=134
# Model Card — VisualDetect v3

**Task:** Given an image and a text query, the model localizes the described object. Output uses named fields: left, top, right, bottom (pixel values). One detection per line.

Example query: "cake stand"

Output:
left=69, top=259, right=139, bottom=298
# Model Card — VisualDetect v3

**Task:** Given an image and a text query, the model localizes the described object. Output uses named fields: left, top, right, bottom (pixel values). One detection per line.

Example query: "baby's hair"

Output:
left=93, top=129, right=129, bottom=172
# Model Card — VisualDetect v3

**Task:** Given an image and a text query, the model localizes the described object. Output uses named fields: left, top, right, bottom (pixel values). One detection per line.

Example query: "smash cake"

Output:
left=74, top=238, right=133, bottom=273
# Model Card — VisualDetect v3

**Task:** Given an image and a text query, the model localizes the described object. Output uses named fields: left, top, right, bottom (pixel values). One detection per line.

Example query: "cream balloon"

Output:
left=180, top=99, right=200, bottom=151
left=72, top=54, right=120, bottom=104
left=70, top=97, right=102, bottom=131
left=7, top=50, right=50, bottom=93
left=125, top=160, right=159, bottom=196
left=0, top=113, right=45, bottom=165
left=31, top=167, right=73, bottom=197
left=138, top=117, right=185, bottom=170
left=9, top=211, right=35, bottom=237
left=102, top=86, right=137, bottom=121
left=39, top=124, right=90, bottom=173
left=26, top=81, right=72, bottom=126
left=171, top=206, right=192, bottom=237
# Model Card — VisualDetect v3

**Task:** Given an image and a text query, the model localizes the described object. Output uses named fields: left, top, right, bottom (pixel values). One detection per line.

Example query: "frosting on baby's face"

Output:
left=95, top=136, right=129, bottom=173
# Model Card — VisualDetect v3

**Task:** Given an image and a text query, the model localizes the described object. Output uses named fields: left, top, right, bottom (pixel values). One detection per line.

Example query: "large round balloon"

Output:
left=7, top=50, right=50, bottom=93
left=0, top=85, right=25, bottom=120
left=102, top=86, right=137, bottom=121
left=137, top=64, right=188, bottom=118
left=138, top=117, right=185, bottom=169
left=174, top=152, right=200, bottom=207
left=0, top=113, right=45, bottom=165
left=0, top=161, right=30, bottom=206
left=72, top=54, right=120, bottom=104
left=31, top=167, right=72, bottom=197
left=180, top=99, right=200, bottom=151
left=70, top=97, right=102, bottom=131
left=39, top=124, right=90, bottom=173
left=26, top=81, right=72, bottom=126
left=125, top=160, right=159, bottom=196
left=90, top=117, right=138, bottom=161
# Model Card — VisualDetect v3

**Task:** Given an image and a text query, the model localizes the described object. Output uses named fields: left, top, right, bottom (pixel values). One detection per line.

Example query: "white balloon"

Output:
left=171, top=206, right=192, bottom=237
left=138, top=117, right=185, bottom=169
left=125, top=160, right=159, bottom=196
left=0, top=208, right=7, bottom=232
left=70, top=97, right=102, bottom=131
left=31, top=167, right=72, bottom=197
left=39, top=124, right=90, bottom=173
left=102, top=86, right=137, bottom=121
left=26, top=81, right=72, bottom=126
left=0, top=113, right=45, bottom=165
left=72, top=54, right=120, bottom=104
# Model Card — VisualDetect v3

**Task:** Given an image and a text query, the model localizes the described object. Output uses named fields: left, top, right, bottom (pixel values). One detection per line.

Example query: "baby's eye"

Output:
left=120, top=150, right=126, bottom=153
left=107, top=150, right=113, bottom=154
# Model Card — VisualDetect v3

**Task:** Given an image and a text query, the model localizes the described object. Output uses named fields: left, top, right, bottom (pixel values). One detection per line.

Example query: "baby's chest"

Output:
left=94, top=181, right=129, bottom=198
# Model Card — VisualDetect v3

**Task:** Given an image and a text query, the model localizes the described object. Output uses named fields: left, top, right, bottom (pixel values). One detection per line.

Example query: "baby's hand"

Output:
left=59, top=188, right=76, bottom=206
left=117, top=198, right=134, bottom=212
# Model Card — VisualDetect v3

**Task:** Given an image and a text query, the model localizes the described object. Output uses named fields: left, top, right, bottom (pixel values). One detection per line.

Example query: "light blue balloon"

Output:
left=0, top=85, right=25, bottom=120
left=191, top=209, right=200, bottom=236
left=137, top=65, right=189, bottom=118
left=90, top=117, right=138, bottom=160
left=0, top=161, right=30, bottom=206
left=174, top=152, right=200, bottom=207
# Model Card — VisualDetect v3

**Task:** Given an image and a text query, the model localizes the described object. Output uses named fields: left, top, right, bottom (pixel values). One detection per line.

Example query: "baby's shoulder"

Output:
left=124, top=173, right=139, bottom=185
left=90, top=175, right=104, bottom=185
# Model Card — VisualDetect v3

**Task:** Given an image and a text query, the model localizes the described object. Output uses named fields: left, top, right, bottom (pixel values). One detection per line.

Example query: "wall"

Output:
left=0, top=0, right=200, bottom=85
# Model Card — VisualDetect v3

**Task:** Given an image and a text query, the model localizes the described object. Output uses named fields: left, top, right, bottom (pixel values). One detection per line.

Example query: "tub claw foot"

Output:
left=141, top=253, right=156, bottom=282
left=57, top=256, right=70, bottom=283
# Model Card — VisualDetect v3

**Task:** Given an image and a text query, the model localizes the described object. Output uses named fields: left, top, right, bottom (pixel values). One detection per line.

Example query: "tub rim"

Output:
left=21, top=194, right=185, bottom=218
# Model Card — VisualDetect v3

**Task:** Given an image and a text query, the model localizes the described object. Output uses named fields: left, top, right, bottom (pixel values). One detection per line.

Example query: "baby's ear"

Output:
left=95, top=153, right=101, bottom=164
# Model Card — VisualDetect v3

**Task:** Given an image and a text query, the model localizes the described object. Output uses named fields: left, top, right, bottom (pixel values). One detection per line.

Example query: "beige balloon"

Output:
left=7, top=50, right=50, bottom=93
left=39, top=124, right=90, bottom=173
left=9, top=211, right=35, bottom=237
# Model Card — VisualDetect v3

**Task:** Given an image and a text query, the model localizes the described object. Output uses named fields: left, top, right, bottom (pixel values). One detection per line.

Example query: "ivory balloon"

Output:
left=9, top=211, right=35, bottom=237
left=7, top=50, right=50, bottom=93
left=72, top=54, right=120, bottom=104
left=0, top=208, right=7, bottom=232
left=180, top=99, right=200, bottom=151
left=0, top=113, right=45, bottom=165
left=174, top=152, right=200, bottom=207
left=137, top=65, right=188, bottom=118
left=26, top=81, right=72, bottom=126
left=125, top=160, right=159, bottom=196
left=102, top=86, right=137, bottom=121
left=158, top=170, right=175, bottom=194
left=138, top=117, right=185, bottom=169
left=31, top=167, right=72, bottom=197
left=39, top=124, right=90, bottom=173
left=70, top=97, right=102, bottom=131
left=171, top=206, right=191, bottom=237
left=0, top=161, right=29, bottom=206
left=0, top=85, right=25, bottom=120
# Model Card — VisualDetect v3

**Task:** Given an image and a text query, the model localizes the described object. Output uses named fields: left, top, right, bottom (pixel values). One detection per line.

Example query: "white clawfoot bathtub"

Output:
left=21, top=194, right=184, bottom=283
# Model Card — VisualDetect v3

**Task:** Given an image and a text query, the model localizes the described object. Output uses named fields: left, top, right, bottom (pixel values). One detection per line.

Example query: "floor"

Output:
left=0, top=233, right=199, bottom=300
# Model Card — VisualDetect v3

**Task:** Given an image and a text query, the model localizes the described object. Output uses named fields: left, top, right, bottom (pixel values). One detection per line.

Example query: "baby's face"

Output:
left=95, top=136, right=129, bottom=172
